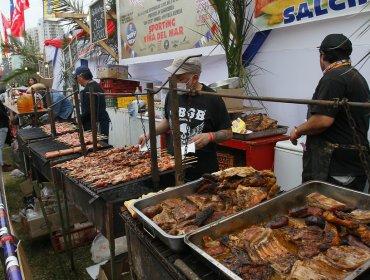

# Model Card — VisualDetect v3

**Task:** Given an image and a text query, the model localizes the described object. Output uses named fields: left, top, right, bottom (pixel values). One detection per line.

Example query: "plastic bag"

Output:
left=9, top=169, right=25, bottom=177
left=90, top=233, right=127, bottom=263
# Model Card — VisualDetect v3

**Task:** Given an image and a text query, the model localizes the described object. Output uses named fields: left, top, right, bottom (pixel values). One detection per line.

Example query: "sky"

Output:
left=0, top=0, right=44, bottom=29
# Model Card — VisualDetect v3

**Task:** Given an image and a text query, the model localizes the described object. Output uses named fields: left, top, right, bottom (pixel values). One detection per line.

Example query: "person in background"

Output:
left=290, top=34, right=369, bottom=192
left=138, top=56, right=232, bottom=181
left=26, top=77, right=38, bottom=94
left=0, top=101, right=12, bottom=172
left=39, top=88, right=74, bottom=123
left=74, top=66, right=110, bottom=136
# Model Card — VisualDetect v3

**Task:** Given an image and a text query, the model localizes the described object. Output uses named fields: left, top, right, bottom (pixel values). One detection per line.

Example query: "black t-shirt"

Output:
left=80, top=81, right=110, bottom=130
left=165, top=84, right=231, bottom=179
left=309, top=65, right=369, bottom=176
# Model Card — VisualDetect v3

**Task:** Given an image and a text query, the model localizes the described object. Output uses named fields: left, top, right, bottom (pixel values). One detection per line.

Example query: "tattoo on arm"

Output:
left=213, top=129, right=232, bottom=143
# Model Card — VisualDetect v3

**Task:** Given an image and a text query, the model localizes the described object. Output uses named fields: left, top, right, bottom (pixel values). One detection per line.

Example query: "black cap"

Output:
left=74, top=66, right=91, bottom=78
left=318, top=34, right=352, bottom=54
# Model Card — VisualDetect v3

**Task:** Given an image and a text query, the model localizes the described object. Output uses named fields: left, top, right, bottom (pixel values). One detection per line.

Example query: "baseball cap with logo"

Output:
left=164, top=56, right=202, bottom=75
left=318, top=34, right=352, bottom=54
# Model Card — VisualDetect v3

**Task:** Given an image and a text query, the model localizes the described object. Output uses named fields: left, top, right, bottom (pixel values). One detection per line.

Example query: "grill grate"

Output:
left=17, top=127, right=50, bottom=141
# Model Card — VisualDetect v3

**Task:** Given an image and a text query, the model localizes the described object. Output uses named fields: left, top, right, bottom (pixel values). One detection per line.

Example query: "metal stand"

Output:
left=73, top=91, right=87, bottom=155
left=89, top=86, right=98, bottom=152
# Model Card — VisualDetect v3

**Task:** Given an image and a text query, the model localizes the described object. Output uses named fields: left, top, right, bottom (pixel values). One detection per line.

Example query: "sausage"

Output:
left=266, top=215, right=289, bottom=229
left=45, top=151, right=60, bottom=159
left=305, top=215, right=326, bottom=229
left=289, top=206, right=324, bottom=218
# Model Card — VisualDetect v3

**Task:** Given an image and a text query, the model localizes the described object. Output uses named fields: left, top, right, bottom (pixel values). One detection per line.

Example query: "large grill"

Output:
left=121, top=211, right=223, bottom=280
left=28, top=138, right=111, bottom=181
left=17, top=127, right=51, bottom=156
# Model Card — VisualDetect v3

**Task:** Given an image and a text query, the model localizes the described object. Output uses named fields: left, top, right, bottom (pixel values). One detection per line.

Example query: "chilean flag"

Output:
left=10, top=0, right=30, bottom=38
left=1, top=13, right=11, bottom=43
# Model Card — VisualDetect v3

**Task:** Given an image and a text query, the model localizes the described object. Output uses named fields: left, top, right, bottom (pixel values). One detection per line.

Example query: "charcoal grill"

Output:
left=28, top=138, right=111, bottom=181
left=121, top=211, right=224, bottom=280
left=17, top=127, right=51, bottom=155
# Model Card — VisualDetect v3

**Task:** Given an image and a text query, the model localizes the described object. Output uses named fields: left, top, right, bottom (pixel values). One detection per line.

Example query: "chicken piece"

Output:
left=323, top=211, right=360, bottom=229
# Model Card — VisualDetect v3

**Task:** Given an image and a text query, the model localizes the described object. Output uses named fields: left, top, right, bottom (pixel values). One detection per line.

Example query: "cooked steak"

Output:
left=289, top=206, right=324, bottom=218
left=306, top=193, right=347, bottom=211
left=288, top=258, right=348, bottom=280
left=152, top=207, right=176, bottom=231
left=170, top=200, right=198, bottom=223
left=348, top=209, right=370, bottom=224
left=142, top=204, right=162, bottom=218
left=235, top=185, right=267, bottom=210
left=324, top=245, right=370, bottom=270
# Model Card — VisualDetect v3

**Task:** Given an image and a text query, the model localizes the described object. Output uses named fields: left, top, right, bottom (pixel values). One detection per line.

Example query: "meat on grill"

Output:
left=289, top=206, right=324, bottom=218
left=306, top=193, right=348, bottom=211
left=324, top=245, right=370, bottom=271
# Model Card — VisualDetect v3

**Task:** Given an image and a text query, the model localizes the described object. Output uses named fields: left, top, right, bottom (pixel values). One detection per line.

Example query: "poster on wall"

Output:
left=43, top=0, right=56, bottom=19
left=254, top=0, right=370, bottom=31
left=119, top=0, right=218, bottom=59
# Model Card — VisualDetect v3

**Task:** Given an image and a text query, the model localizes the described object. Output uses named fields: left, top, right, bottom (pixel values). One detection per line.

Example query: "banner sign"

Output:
left=254, top=0, right=370, bottom=31
left=43, top=0, right=56, bottom=19
left=119, top=0, right=218, bottom=59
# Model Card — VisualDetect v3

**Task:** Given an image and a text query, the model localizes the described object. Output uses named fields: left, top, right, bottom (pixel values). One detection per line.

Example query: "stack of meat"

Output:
left=54, top=132, right=106, bottom=147
left=142, top=167, right=279, bottom=236
left=201, top=192, right=370, bottom=279
left=40, top=123, right=76, bottom=135
left=56, top=146, right=174, bottom=188
left=243, top=113, right=278, bottom=131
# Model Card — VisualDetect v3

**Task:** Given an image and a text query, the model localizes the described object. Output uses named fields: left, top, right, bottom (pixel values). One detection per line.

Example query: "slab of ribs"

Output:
left=142, top=167, right=279, bottom=236
left=200, top=192, right=370, bottom=279
left=55, top=145, right=174, bottom=188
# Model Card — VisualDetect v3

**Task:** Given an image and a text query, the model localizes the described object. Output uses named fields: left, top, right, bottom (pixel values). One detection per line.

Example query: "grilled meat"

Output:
left=186, top=194, right=225, bottom=211
left=194, top=207, right=214, bottom=226
left=288, top=258, right=348, bottom=280
left=167, top=200, right=198, bottom=223
left=152, top=207, right=176, bottom=231
left=348, top=209, right=370, bottom=224
left=202, top=236, right=230, bottom=257
left=235, top=185, right=267, bottom=210
left=306, top=193, right=348, bottom=211
left=323, top=211, right=360, bottom=229
left=351, top=224, right=370, bottom=246
left=324, top=245, right=370, bottom=270
left=289, top=206, right=324, bottom=218
left=266, top=215, right=289, bottom=229
left=347, top=235, right=370, bottom=251
left=305, top=215, right=326, bottom=229
left=142, top=205, right=163, bottom=219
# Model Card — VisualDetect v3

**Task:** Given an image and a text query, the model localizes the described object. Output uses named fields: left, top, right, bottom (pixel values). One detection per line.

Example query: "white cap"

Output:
left=164, top=56, right=201, bottom=75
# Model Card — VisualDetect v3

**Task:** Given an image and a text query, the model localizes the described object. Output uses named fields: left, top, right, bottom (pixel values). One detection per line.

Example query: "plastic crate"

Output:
left=106, top=97, right=118, bottom=107
left=117, top=95, right=148, bottom=108
left=52, top=224, right=97, bottom=253
left=217, top=152, right=234, bottom=170
left=99, top=78, right=139, bottom=89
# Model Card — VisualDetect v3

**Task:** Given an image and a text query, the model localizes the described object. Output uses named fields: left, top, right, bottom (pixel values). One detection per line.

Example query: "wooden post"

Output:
left=30, top=88, right=39, bottom=126
left=169, top=77, right=184, bottom=185
left=73, top=91, right=87, bottom=155
left=45, top=90, right=57, bottom=137
left=146, top=83, right=159, bottom=190
left=89, top=86, right=98, bottom=152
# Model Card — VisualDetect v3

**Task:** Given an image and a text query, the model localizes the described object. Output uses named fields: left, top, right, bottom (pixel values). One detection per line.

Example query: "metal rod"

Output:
left=149, top=87, right=370, bottom=109
left=146, top=83, right=159, bottom=190
left=73, top=91, right=87, bottom=155
left=89, top=86, right=98, bottom=152
left=106, top=202, right=116, bottom=280
left=30, top=88, right=39, bottom=126
left=45, top=91, right=57, bottom=137
left=169, top=77, right=184, bottom=185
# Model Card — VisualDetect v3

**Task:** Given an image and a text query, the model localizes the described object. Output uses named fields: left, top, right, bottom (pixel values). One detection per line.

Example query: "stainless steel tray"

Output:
left=233, top=125, right=288, bottom=140
left=185, top=181, right=370, bottom=280
left=131, top=178, right=204, bottom=252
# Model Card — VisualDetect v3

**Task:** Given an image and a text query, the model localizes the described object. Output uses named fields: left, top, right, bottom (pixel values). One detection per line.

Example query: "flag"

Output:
left=1, top=13, right=11, bottom=43
left=10, top=0, right=28, bottom=38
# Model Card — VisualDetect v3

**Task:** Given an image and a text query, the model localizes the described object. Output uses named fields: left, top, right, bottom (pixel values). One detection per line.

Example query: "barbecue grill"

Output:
left=17, top=127, right=51, bottom=155
left=28, top=138, right=111, bottom=181
left=121, top=211, right=224, bottom=280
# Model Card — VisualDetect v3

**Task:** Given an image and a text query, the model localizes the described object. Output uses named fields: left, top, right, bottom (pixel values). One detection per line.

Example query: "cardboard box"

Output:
left=97, top=65, right=128, bottom=79
left=217, top=88, right=244, bottom=110
left=98, top=253, right=130, bottom=280
left=17, top=241, right=33, bottom=280
left=22, top=205, right=87, bottom=239
left=20, top=180, right=35, bottom=196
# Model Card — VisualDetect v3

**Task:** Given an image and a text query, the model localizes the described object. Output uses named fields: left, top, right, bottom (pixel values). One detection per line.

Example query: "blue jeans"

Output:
left=0, top=127, right=8, bottom=166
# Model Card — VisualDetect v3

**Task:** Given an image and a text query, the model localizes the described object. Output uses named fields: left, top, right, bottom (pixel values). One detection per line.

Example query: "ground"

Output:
left=0, top=146, right=94, bottom=280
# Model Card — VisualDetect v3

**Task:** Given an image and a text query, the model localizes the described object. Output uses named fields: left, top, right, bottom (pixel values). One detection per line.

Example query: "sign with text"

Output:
left=119, top=0, right=218, bottom=59
left=90, top=0, right=108, bottom=44
left=254, top=0, right=370, bottom=31
left=70, top=37, right=79, bottom=64
left=43, top=0, right=56, bottom=19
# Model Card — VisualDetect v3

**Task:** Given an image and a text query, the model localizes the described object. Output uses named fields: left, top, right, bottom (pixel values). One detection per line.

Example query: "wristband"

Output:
left=208, top=132, right=214, bottom=142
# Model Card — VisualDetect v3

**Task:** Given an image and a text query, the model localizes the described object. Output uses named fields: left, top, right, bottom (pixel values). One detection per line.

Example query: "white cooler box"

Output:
left=274, top=139, right=305, bottom=191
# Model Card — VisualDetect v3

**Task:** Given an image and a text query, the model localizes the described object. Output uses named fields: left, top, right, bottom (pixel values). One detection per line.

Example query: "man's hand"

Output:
left=190, top=133, right=211, bottom=150
left=138, top=133, right=149, bottom=147
left=290, top=127, right=300, bottom=145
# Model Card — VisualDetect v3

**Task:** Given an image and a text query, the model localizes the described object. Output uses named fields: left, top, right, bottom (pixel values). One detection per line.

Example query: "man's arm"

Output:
left=190, top=128, right=232, bottom=150
left=290, top=114, right=334, bottom=145
left=138, top=119, right=170, bottom=146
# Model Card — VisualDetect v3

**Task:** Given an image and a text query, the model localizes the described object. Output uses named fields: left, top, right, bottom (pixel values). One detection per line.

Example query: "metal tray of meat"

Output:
left=232, top=125, right=288, bottom=141
left=132, top=178, right=205, bottom=252
left=185, top=180, right=370, bottom=280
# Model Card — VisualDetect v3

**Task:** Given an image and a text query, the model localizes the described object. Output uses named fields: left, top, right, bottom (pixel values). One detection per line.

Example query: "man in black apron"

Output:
left=290, top=34, right=369, bottom=192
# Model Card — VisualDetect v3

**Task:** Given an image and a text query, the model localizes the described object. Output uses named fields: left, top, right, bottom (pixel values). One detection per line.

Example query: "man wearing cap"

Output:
left=138, top=56, right=232, bottom=180
left=290, top=34, right=369, bottom=191
left=75, top=66, right=110, bottom=136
